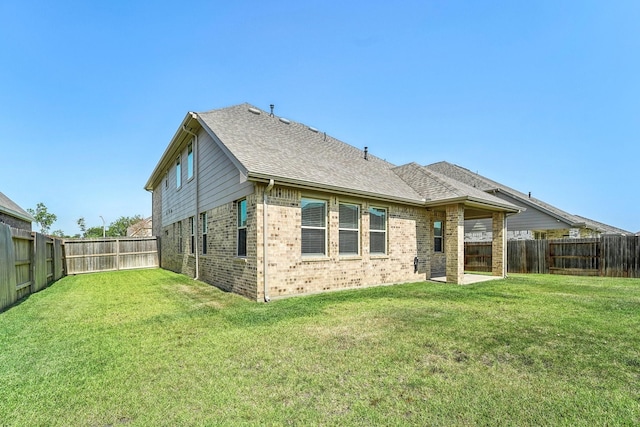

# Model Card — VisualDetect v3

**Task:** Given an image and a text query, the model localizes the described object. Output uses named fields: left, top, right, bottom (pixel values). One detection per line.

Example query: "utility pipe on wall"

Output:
left=263, top=179, right=275, bottom=302
left=182, top=122, right=199, bottom=280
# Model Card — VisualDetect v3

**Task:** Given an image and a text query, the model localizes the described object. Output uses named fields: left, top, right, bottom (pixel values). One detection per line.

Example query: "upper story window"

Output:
left=301, top=198, right=326, bottom=256
left=187, top=142, right=194, bottom=180
left=237, top=199, right=247, bottom=257
left=339, top=203, right=359, bottom=256
left=176, top=156, right=181, bottom=188
left=369, top=207, right=387, bottom=255
left=434, top=221, right=443, bottom=252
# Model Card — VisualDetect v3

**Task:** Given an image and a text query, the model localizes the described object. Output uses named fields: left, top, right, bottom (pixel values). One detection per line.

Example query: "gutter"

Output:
left=263, top=179, right=275, bottom=302
left=182, top=116, right=200, bottom=280
left=247, top=172, right=426, bottom=207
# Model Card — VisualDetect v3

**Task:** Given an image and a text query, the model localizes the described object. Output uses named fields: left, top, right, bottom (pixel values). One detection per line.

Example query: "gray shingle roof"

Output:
left=196, top=104, right=424, bottom=203
left=425, top=161, right=631, bottom=234
left=392, top=163, right=519, bottom=210
left=0, top=192, right=34, bottom=222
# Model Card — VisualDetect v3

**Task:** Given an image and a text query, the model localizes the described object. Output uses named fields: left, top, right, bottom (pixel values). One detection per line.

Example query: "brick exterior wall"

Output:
left=0, top=213, right=31, bottom=231
left=158, top=183, right=512, bottom=300
left=256, top=185, right=430, bottom=300
left=491, top=212, right=506, bottom=277
left=445, top=204, right=464, bottom=284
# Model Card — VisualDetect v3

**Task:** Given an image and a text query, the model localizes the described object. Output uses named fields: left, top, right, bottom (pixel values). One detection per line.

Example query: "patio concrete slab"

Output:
left=430, top=274, right=504, bottom=285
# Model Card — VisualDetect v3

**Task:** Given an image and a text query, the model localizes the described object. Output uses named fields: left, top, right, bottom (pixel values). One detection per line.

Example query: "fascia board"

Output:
left=144, top=112, right=197, bottom=191
left=247, top=172, right=426, bottom=206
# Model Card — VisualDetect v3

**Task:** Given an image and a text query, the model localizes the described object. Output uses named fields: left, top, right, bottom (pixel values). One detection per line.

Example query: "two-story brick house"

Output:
left=145, top=103, right=519, bottom=301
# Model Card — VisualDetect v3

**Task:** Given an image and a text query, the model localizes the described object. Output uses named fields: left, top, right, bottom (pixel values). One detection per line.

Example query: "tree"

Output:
left=85, top=226, right=105, bottom=238
left=27, top=203, right=57, bottom=234
left=107, top=215, right=143, bottom=237
left=77, top=217, right=87, bottom=236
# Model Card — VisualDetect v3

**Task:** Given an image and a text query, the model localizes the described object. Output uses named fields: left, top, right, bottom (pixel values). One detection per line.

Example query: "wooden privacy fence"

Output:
left=464, top=235, right=640, bottom=278
left=1, top=223, right=65, bottom=311
left=64, top=237, right=158, bottom=274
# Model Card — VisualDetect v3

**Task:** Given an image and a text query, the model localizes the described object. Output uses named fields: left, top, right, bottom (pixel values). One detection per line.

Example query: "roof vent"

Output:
left=364, top=146, right=368, bottom=160
left=270, top=104, right=274, bottom=117
left=279, top=117, right=291, bottom=124
left=308, top=126, right=318, bottom=133
left=248, top=107, right=261, bottom=115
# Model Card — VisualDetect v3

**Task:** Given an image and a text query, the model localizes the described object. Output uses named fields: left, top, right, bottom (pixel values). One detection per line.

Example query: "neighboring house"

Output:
left=0, top=192, right=34, bottom=231
left=127, top=217, right=153, bottom=237
left=425, top=161, right=632, bottom=241
left=145, top=103, right=519, bottom=301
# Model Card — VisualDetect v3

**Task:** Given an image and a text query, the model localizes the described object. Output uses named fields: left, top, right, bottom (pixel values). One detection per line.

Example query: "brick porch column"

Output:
left=492, top=211, right=507, bottom=277
left=446, top=204, right=465, bottom=284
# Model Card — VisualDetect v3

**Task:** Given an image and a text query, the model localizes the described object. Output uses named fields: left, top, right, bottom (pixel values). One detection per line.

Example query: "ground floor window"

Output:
left=369, top=207, right=387, bottom=254
left=301, top=198, right=327, bottom=256
left=434, top=221, right=443, bottom=252
left=339, top=203, right=359, bottom=255
left=201, top=212, right=208, bottom=255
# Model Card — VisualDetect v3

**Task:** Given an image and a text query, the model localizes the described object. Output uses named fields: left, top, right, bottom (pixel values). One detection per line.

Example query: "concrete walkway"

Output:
left=430, top=273, right=505, bottom=285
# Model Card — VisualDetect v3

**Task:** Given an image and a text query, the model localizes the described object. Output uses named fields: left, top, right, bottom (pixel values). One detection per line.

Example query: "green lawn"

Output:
left=1, top=269, right=639, bottom=426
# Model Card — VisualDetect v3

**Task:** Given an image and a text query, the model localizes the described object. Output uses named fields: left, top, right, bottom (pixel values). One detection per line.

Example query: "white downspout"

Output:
left=182, top=121, right=199, bottom=280
left=263, top=179, right=275, bottom=302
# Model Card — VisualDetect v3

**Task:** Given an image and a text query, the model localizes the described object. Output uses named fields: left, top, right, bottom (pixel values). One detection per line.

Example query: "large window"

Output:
left=339, top=203, right=359, bottom=255
left=237, top=199, right=247, bottom=257
left=176, top=156, right=181, bottom=188
left=369, top=207, right=387, bottom=255
left=189, top=216, right=195, bottom=254
left=301, top=198, right=326, bottom=256
left=187, top=142, right=194, bottom=180
left=201, top=212, right=208, bottom=255
left=177, top=221, right=183, bottom=253
left=434, top=221, right=443, bottom=252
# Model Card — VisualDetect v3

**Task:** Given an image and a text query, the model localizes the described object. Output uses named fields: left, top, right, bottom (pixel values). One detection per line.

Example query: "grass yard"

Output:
left=1, top=269, right=639, bottom=426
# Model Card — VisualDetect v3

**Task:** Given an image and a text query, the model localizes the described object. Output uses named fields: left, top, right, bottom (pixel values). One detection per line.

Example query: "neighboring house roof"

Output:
left=425, top=161, right=631, bottom=234
left=127, top=217, right=152, bottom=237
left=0, top=192, right=35, bottom=223
left=146, top=103, right=519, bottom=213
left=392, top=163, right=519, bottom=214
left=573, top=215, right=633, bottom=236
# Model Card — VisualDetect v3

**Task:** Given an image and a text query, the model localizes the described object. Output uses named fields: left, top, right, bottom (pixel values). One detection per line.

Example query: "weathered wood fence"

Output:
left=64, top=237, right=158, bottom=274
left=465, top=236, right=640, bottom=278
left=0, top=223, right=65, bottom=311
left=1, top=224, right=159, bottom=311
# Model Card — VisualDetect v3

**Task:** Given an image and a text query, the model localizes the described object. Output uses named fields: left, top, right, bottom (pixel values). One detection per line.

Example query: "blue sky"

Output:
left=1, top=0, right=638, bottom=234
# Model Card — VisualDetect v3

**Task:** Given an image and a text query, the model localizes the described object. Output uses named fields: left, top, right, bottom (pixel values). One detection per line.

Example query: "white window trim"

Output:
left=339, top=202, right=360, bottom=256
left=237, top=199, right=247, bottom=257
left=176, top=156, right=182, bottom=189
left=301, top=198, right=328, bottom=257
left=369, top=206, right=387, bottom=255
left=187, top=142, right=194, bottom=181
left=434, top=221, right=443, bottom=253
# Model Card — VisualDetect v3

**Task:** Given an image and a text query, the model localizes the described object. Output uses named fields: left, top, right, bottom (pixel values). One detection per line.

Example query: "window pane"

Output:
left=238, top=200, right=247, bottom=227
left=238, top=228, right=247, bottom=256
left=339, top=204, right=359, bottom=229
left=301, top=199, right=326, bottom=227
left=302, top=228, right=325, bottom=255
left=370, top=231, right=386, bottom=254
left=369, top=207, right=386, bottom=231
left=434, top=221, right=442, bottom=237
left=434, top=237, right=442, bottom=252
left=187, top=143, right=193, bottom=179
left=176, top=159, right=181, bottom=188
left=339, top=230, right=358, bottom=255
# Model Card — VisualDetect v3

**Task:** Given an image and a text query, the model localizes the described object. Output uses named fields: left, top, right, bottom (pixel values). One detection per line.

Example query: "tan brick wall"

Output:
left=258, top=185, right=430, bottom=299
left=445, top=203, right=464, bottom=284
left=491, top=211, right=506, bottom=277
